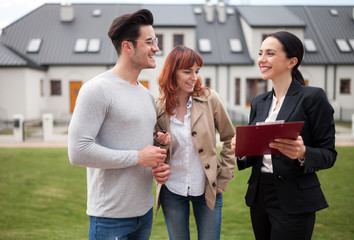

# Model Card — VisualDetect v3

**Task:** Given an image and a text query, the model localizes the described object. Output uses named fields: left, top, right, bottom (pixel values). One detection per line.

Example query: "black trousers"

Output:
left=250, top=173, right=316, bottom=240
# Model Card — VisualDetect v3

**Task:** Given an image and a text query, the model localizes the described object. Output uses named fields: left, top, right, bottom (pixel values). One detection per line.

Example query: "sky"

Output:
left=1, top=0, right=353, bottom=30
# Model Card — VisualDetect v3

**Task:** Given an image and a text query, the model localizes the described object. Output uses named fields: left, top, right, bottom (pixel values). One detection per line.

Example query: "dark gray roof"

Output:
left=289, top=6, right=354, bottom=65
left=144, top=4, right=196, bottom=27
left=0, top=43, right=27, bottom=66
left=0, top=43, right=44, bottom=69
left=0, top=4, right=353, bottom=67
left=237, top=6, right=306, bottom=27
left=0, top=3, right=197, bottom=67
left=193, top=5, right=253, bottom=65
left=1, top=4, right=121, bottom=66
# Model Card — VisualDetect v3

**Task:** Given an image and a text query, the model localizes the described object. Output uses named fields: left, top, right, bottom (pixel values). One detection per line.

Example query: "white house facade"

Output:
left=0, top=2, right=353, bottom=124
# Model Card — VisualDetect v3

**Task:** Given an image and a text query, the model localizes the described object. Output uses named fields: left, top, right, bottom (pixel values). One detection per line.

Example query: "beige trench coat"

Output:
left=154, top=89, right=236, bottom=215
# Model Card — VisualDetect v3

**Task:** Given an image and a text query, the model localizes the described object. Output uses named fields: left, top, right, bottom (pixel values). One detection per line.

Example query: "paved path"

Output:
left=0, top=125, right=353, bottom=148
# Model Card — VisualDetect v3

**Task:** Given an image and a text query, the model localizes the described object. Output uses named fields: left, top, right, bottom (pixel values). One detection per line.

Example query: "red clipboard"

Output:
left=235, top=121, right=304, bottom=157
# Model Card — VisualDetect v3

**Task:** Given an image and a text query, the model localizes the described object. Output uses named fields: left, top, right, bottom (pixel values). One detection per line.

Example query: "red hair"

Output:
left=158, top=45, right=209, bottom=116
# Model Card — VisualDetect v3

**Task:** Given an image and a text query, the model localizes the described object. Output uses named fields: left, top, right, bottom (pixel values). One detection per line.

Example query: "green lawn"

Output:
left=0, top=147, right=353, bottom=239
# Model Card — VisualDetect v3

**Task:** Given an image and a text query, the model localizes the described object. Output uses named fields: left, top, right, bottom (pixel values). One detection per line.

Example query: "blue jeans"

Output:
left=88, top=208, right=153, bottom=240
left=160, top=186, right=223, bottom=240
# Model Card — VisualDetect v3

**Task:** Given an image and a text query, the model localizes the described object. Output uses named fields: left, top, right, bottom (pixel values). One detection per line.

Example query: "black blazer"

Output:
left=237, top=79, right=337, bottom=215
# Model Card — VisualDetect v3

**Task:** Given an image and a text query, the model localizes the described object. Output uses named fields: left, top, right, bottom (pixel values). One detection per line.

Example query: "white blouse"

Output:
left=261, top=94, right=285, bottom=173
left=165, top=96, right=206, bottom=196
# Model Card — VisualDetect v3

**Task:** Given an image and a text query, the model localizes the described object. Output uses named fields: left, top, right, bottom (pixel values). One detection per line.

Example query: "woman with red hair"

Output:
left=153, top=45, right=236, bottom=239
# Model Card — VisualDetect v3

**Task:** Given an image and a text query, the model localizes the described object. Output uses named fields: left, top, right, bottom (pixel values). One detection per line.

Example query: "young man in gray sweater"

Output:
left=68, top=9, right=170, bottom=240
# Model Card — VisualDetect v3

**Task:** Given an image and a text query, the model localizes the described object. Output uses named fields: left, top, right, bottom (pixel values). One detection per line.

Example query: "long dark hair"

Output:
left=267, top=31, right=305, bottom=85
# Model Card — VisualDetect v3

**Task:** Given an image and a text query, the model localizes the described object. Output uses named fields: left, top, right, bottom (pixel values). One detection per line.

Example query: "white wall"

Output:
left=44, top=66, right=108, bottom=118
left=0, top=68, right=45, bottom=120
left=24, top=69, right=47, bottom=119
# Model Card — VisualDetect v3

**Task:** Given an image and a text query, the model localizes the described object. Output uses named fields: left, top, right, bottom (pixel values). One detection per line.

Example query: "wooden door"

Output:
left=139, top=80, right=149, bottom=89
left=70, top=81, right=82, bottom=113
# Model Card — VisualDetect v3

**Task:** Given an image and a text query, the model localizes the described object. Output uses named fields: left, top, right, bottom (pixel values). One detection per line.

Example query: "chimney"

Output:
left=60, top=3, right=74, bottom=22
left=217, top=0, right=226, bottom=23
left=204, top=0, right=214, bottom=23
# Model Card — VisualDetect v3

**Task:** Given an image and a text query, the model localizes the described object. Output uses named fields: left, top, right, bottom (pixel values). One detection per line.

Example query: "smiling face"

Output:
left=176, top=63, right=201, bottom=97
left=130, top=25, right=159, bottom=70
left=258, top=36, right=295, bottom=82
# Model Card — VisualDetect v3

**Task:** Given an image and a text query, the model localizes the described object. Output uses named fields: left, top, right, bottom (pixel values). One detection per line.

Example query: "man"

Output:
left=68, top=9, right=170, bottom=240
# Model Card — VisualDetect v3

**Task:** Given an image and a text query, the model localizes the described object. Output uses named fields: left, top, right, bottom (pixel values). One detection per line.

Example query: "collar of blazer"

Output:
left=255, top=79, right=303, bottom=123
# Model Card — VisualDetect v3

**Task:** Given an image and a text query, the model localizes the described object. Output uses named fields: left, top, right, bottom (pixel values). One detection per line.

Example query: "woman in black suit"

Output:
left=232, top=31, right=337, bottom=240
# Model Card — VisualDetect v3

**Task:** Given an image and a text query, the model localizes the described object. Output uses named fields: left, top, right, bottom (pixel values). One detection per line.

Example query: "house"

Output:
left=0, top=2, right=353, bottom=124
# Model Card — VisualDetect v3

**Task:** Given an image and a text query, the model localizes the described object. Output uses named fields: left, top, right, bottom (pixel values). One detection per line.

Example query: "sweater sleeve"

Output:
left=68, top=81, right=138, bottom=169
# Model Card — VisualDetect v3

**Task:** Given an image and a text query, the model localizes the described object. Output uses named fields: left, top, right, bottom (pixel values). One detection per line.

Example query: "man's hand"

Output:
left=138, top=145, right=167, bottom=167
left=156, top=131, right=171, bottom=146
left=152, top=163, right=170, bottom=184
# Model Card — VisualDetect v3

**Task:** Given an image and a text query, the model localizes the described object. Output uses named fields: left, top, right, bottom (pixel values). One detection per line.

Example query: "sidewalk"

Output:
left=0, top=141, right=68, bottom=148
left=0, top=125, right=353, bottom=148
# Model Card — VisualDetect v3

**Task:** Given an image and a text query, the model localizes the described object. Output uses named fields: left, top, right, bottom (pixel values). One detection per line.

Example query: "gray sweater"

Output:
left=68, top=70, right=156, bottom=218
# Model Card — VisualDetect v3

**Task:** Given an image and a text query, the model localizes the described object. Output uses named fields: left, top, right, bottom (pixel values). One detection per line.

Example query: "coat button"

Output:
left=278, top=175, right=284, bottom=182
left=205, top=164, right=210, bottom=169
left=212, top=182, right=216, bottom=187
left=192, top=131, right=197, bottom=136
left=198, top=148, right=203, bottom=154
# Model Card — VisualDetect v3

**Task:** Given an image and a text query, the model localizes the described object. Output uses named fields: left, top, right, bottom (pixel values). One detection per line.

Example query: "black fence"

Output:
left=0, top=119, right=14, bottom=135
left=23, top=119, right=42, bottom=141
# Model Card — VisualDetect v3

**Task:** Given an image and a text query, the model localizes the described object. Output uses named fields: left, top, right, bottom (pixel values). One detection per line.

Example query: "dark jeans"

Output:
left=160, top=185, right=223, bottom=240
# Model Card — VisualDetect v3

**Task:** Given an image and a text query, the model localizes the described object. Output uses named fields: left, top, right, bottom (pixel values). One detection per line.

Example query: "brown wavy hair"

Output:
left=158, top=45, right=209, bottom=116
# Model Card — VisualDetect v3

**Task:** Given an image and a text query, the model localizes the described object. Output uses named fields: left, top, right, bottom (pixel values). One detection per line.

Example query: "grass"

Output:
left=0, top=147, right=353, bottom=239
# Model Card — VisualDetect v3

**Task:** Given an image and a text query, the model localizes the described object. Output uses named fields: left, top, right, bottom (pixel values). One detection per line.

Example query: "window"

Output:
left=340, top=79, right=351, bottom=94
left=226, top=7, right=235, bottom=15
left=193, top=7, right=202, bottom=14
left=88, top=39, right=100, bottom=52
left=75, top=38, right=101, bottom=53
left=329, top=9, right=338, bottom=16
left=246, top=78, right=267, bottom=106
left=229, top=39, right=242, bottom=52
left=27, top=38, right=42, bottom=53
left=50, top=80, right=62, bottom=96
left=304, top=39, right=317, bottom=52
left=173, top=34, right=184, bottom=47
left=92, top=9, right=101, bottom=17
left=335, top=39, right=351, bottom=52
left=199, top=39, right=211, bottom=52
left=235, top=78, right=240, bottom=105
left=74, top=38, right=88, bottom=52
left=205, top=78, right=211, bottom=88
left=40, top=79, right=44, bottom=97
left=156, top=34, right=163, bottom=56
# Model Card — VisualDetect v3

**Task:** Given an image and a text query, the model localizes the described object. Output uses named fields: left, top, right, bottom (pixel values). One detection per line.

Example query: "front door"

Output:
left=70, top=81, right=82, bottom=113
